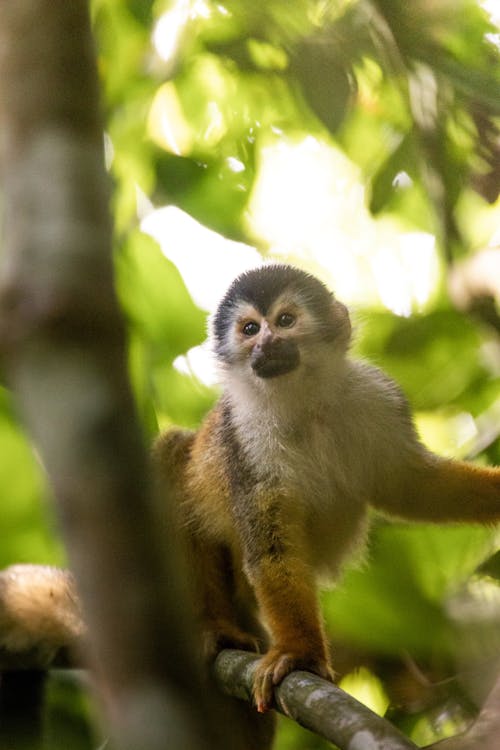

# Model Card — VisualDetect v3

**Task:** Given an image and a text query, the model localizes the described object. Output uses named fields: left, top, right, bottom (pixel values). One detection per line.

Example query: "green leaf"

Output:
left=0, top=389, right=62, bottom=567
left=369, top=132, right=415, bottom=214
left=291, top=37, right=356, bottom=133
left=356, top=310, right=488, bottom=410
left=115, top=229, right=206, bottom=365
left=323, top=522, right=495, bottom=656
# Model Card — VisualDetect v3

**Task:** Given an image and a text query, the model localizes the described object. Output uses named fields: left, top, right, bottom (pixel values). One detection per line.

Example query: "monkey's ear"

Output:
left=331, top=299, right=352, bottom=347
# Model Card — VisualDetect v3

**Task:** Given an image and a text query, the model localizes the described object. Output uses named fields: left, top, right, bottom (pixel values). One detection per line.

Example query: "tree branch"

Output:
left=425, top=672, right=500, bottom=750
left=0, top=647, right=421, bottom=750
left=214, top=650, right=420, bottom=750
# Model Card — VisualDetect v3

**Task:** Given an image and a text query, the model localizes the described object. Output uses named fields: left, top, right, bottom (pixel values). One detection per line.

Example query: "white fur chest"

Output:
left=227, top=373, right=371, bottom=506
left=229, top=384, right=372, bottom=576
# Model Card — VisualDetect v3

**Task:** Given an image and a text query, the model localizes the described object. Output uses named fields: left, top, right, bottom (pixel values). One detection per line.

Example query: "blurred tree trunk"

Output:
left=0, top=3, right=217, bottom=749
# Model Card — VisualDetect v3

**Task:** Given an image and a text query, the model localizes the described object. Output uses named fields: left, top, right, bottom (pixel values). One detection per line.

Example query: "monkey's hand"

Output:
left=253, top=646, right=334, bottom=713
left=203, top=619, right=261, bottom=663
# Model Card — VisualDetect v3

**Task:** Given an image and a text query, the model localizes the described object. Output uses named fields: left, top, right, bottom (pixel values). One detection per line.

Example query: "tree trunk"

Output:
left=0, top=3, right=217, bottom=748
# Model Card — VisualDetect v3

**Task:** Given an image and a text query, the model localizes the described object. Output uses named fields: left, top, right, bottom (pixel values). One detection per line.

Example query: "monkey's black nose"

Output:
left=250, top=338, right=300, bottom=378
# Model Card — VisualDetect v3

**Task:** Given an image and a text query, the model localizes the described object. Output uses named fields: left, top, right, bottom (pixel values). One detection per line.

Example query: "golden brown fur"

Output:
left=149, top=265, right=500, bottom=720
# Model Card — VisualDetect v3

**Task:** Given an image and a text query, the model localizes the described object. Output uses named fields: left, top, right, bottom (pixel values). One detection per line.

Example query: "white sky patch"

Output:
left=153, top=1, right=190, bottom=63
left=226, top=156, right=245, bottom=173
left=153, top=0, right=211, bottom=64
left=248, top=136, right=365, bottom=254
left=135, top=184, right=154, bottom=221
left=371, top=231, right=438, bottom=316
left=248, top=135, right=439, bottom=314
left=173, top=342, right=218, bottom=386
left=482, top=0, right=500, bottom=27
left=141, top=205, right=262, bottom=312
left=148, top=83, right=193, bottom=156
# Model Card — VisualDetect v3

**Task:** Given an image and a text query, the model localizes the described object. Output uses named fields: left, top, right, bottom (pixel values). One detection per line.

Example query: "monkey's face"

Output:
left=212, top=264, right=351, bottom=380
left=240, top=308, right=301, bottom=379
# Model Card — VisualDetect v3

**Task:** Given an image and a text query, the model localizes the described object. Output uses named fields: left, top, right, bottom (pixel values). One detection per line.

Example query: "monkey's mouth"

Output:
left=251, top=352, right=300, bottom=379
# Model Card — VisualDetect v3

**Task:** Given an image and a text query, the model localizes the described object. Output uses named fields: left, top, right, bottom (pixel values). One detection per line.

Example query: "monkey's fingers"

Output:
left=253, top=648, right=334, bottom=713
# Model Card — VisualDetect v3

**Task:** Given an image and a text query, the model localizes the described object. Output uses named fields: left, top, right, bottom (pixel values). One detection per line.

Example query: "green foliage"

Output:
left=115, top=229, right=211, bottom=433
left=355, top=308, right=499, bottom=411
left=2, top=0, right=500, bottom=747
left=115, top=230, right=205, bottom=363
left=0, top=388, right=64, bottom=569
left=44, top=672, right=101, bottom=750
left=323, top=522, right=495, bottom=655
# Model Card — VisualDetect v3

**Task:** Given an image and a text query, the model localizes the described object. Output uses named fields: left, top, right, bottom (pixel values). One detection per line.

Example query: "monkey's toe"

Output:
left=253, top=648, right=334, bottom=713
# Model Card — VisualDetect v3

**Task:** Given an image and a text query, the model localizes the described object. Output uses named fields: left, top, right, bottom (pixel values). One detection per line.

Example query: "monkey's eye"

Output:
left=242, top=320, right=260, bottom=337
left=277, top=312, right=296, bottom=328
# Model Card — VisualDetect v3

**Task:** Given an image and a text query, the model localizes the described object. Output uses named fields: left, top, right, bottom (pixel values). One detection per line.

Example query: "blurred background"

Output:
left=2, top=0, right=500, bottom=746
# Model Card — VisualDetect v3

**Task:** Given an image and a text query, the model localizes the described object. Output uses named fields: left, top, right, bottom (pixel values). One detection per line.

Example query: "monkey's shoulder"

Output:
left=342, top=359, right=410, bottom=414
left=178, top=407, right=237, bottom=537
left=329, top=359, right=419, bottom=458
left=152, top=427, right=195, bottom=480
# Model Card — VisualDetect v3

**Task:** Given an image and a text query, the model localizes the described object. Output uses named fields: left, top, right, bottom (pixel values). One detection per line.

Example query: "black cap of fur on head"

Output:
left=212, top=264, right=349, bottom=359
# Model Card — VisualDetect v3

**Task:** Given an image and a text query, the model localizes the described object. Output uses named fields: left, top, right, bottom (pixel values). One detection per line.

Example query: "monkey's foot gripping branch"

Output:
left=252, top=647, right=334, bottom=713
left=213, top=649, right=419, bottom=750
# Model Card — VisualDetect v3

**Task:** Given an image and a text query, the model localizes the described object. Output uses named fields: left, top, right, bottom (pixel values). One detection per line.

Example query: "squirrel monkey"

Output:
left=154, top=264, right=500, bottom=713
left=1, top=264, right=500, bottom=729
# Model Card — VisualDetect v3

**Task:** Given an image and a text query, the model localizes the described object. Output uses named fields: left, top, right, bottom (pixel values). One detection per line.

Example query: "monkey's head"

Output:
left=211, top=264, right=351, bottom=380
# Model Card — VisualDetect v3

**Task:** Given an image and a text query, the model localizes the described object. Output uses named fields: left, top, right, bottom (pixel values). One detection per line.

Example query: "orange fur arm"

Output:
left=249, top=554, right=332, bottom=712
left=373, top=453, right=500, bottom=523
left=235, top=491, right=333, bottom=713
